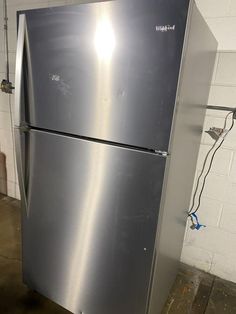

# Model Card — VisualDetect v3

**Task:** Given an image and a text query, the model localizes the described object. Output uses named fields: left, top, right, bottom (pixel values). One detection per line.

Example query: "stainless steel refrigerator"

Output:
left=14, top=0, right=217, bottom=313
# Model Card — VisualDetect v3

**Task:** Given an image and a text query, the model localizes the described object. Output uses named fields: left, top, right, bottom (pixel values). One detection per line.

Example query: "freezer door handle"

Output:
left=15, top=127, right=28, bottom=216
left=15, top=14, right=26, bottom=127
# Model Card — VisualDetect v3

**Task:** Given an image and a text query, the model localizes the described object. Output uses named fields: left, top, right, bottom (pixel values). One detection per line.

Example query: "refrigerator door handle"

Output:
left=15, top=127, right=29, bottom=216
left=15, top=14, right=29, bottom=216
left=15, top=14, right=26, bottom=127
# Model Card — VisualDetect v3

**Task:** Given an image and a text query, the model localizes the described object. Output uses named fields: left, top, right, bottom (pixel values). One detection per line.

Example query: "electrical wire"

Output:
left=188, top=111, right=235, bottom=216
left=188, top=139, right=218, bottom=214
left=191, top=113, right=234, bottom=215
left=188, top=111, right=232, bottom=215
left=3, top=0, right=10, bottom=82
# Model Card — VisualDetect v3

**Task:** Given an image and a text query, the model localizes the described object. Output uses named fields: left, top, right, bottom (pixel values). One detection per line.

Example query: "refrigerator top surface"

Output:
left=18, top=0, right=190, bottom=150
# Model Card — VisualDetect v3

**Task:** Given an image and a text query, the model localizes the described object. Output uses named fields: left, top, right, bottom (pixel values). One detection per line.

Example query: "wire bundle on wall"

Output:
left=188, top=110, right=235, bottom=230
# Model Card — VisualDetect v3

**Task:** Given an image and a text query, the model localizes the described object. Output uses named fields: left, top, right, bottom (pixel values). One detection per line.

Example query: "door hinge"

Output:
left=17, top=123, right=30, bottom=133
left=154, top=150, right=170, bottom=157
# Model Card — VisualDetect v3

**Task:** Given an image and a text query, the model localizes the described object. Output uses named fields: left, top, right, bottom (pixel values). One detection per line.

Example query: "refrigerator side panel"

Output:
left=23, top=130, right=166, bottom=314
left=20, top=0, right=190, bottom=150
left=148, top=3, right=218, bottom=313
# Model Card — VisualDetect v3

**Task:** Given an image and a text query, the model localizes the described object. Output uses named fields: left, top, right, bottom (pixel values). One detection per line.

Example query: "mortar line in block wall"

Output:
left=210, top=84, right=236, bottom=89
left=216, top=50, right=236, bottom=53
left=211, top=83, right=236, bottom=88
left=216, top=203, right=224, bottom=227
left=196, top=164, right=234, bottom=179
left=227, top=0, right=234, bottom=15
left=211, top=53, right=220, bottom=84
left=199, top=143, right=235, bottom=153
left=210, top=252, right=214, bottom=274
left=217, top=224, right=236, bottom=236
left=181, top=243, right=214, bottom=272
left=205, top=112, right=235, bottom=119
left=228, top=150, right=235, bottom=175
left=206, top=15, right=236, bottom=20
left=209, top=253, right=216, bottom=277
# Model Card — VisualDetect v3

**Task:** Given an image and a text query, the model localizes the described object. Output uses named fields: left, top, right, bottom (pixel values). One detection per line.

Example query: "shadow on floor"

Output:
left=0, top=195, right=69, bottom=314
left=0, top=153, right=7, bottom=195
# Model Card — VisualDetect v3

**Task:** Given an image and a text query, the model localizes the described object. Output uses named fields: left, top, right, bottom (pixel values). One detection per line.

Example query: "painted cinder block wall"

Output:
left=181, top=0, right=236, bottom=283
left=0, top=0, right=236, bottom=282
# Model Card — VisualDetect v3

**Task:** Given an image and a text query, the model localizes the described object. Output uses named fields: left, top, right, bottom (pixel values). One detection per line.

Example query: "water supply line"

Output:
left=1, top=0, right=14, bottom=94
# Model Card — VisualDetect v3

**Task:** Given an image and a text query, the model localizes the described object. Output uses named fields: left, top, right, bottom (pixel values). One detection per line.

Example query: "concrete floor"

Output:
left=0, top=194, right=236, bottom=314
left=163, top=265, right=236, bottom=314
left=0, top=195, right=68, bottom=314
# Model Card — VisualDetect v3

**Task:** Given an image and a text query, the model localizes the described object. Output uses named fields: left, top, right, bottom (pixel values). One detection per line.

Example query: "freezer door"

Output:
left=21, top=129, right=166, bottom=314
left=19, top=0, right=190, bottom=150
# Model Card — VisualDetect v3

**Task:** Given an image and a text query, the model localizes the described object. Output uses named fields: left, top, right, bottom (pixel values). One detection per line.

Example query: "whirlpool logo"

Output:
left=156, top=25, right=176, bottom=32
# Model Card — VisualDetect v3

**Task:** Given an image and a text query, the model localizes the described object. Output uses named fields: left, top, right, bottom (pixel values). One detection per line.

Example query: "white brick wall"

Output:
left=181, top=0, right=236, bottom=284
left=1, top=0, right=236, bottom=283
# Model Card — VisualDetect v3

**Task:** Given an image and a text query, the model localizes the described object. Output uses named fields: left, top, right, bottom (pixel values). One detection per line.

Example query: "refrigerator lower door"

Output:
left=21, top=129, right=166, bottom=314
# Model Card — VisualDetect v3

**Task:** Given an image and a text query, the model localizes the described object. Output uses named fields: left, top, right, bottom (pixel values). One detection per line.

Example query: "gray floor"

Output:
left=0, top=195, right=236, bottom=314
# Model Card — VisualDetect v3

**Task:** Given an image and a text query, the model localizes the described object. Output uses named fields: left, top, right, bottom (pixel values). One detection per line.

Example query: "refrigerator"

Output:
left=14, top=0, right=217, bottom=313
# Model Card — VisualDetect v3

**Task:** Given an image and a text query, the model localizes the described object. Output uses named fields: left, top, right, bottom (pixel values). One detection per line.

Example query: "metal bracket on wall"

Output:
left=17, top=123, right=30, bottom=133
left=207, top=105, right=236, bottom=119
left=1, top=79, right=14, bottom=94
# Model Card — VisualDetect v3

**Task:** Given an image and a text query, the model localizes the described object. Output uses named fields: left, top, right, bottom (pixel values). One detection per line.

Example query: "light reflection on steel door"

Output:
left=22, top=0, right=190, bottom=150
left=23, top=130, right=166, bottom=314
